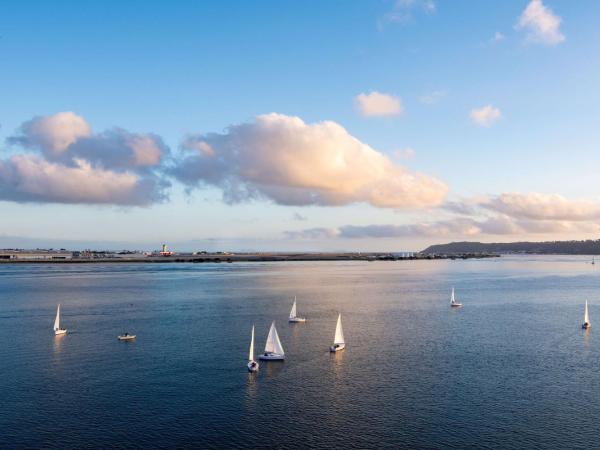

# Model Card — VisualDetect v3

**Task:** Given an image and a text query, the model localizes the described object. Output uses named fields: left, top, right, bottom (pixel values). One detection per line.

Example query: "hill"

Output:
left=421, top=240, right=600, bottom=255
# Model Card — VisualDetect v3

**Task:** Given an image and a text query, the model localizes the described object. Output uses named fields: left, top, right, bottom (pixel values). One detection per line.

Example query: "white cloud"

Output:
left=10, top=112, right=92, bottom=156
left=355, top=91, right=403, bottom=117
left=287, top=215, right=600, bottom=241
left=470, top=105, right=502, bottom=127
left=4, top=112, right=170, bottom=205
left=398, top=0, right=436, bottom=13
left=285, top=192, right=600, bottom=240
left=493, top=31, right=505, bottom=42
left=516, top=0, right=565, bottom=45
left=9, top=112, right=170, bottom=170
left=286, top=217, right=527, bottom=240
left=285, top=228, right=340, bottom=239
left=419, top=90, right=446, bottom=105
left=379, top=0, right=436, bottom=28
left=129, top=135, right=165, bottom=166
left=338, top=219, right=481, bottom=238
left=172, top=113, right=448, bottom=209
left=184, top=140, right=215, bottom=157
left=0, top=156, right=165, bottom=205
left=481, top=193, right=600, bottom=221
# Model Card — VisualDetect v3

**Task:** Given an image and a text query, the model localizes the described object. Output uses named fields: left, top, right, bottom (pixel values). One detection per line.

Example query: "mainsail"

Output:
left=265, top=322, right=285, bottom=355
left=334, top=314, right=345, bottom=345
left=585, top=301, right=590, bottom=325
left=54, top=304, right=61, bottom=331
left=289, top=297, right=297, bottom=319
left=451, top=288, right=456, bottom=305
left=249, top=325, right=255, bottom=361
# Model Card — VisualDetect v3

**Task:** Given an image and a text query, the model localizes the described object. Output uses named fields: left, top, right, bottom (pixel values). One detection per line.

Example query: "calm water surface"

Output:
left=1, top=256, right=600, bottom=449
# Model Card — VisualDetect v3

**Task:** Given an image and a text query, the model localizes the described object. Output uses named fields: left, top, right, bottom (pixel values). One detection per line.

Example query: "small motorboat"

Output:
left=247, top=325, right=259, bottom=372
left=258, top=322, right=285, bottom=361
left=53, top=304, right=67, bottom=336
left=330, top=313, right=346, bottom=352
left=288, top=297, right=306, bottom=323
left=118, top=333, right=136, bottom=341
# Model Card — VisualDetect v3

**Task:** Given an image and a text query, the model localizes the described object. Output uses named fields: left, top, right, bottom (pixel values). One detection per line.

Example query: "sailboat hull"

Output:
left=288, top=317, right=306, bottom=323
left=582, top=323, right=591, bottom=329
left=450, top=303, right=463, bottom=308
left=258, top=352, right=285, bottom=361
left=330, top=343, right=345, bottom=352
left=54, top=329, right=67, bottom=336
left=247, top=361, right=259, bottom=372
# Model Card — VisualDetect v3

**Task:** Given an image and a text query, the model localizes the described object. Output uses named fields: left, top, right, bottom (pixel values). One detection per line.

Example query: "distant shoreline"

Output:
left=0, top=252, right=499, bottom=264
left=423, top=240, right=600, bottom=255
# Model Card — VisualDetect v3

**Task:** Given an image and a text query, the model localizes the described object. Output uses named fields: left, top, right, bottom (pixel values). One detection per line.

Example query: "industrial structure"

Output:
left=0, top=250, right=73, bottom=260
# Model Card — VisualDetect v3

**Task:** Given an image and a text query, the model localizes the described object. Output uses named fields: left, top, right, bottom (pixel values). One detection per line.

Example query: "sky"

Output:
left=1, top=0, right=600, bottom=252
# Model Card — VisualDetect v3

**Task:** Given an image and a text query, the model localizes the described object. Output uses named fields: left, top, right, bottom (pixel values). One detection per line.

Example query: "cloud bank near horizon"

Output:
left=286, top=193, right=600, bottom=240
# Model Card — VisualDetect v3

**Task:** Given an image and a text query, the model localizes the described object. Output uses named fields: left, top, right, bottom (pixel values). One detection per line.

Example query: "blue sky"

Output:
left=1, top=0, right=599, bottom=251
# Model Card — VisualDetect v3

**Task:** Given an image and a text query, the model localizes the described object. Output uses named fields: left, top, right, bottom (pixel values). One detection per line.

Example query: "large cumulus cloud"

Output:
left=3, top=112, right=169, bottom=205
left=171, top=113, right=448, bottom=208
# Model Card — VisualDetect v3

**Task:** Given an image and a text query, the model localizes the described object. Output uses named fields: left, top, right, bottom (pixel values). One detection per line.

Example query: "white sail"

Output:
left=249, top=325, right=255, bottom=361
left=53, top=304, right=61, bottom=331
left=451, top=288, right=455, bottom=305
left=289, top=297, right=297, bottom=319
left=585, top=301, right=590, bottom=325
left=264, top=321, right=285, bottom=355
left=334, top=314, right=345, bottom=345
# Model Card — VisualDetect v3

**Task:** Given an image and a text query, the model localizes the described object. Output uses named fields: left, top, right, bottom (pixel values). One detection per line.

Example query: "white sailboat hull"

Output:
left=451, top=303, right=463, bottom=308
left=258, top=352, right=285, bottom=360
left=330, top=343, right=345, bottom=352
left=247, top=360, right=259, bottom=372
left=288, top=317, right=306, bottom=323
left=54, top=329, right=67, bottom=336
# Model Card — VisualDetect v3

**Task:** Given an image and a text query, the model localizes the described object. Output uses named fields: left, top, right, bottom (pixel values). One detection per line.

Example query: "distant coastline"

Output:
left=422, top=240, right=600, bottom=255
left=0, top=251, right=498, bottom=264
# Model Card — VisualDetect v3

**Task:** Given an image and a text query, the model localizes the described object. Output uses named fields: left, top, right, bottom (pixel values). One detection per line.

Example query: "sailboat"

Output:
left=330, top=313, right=345, bottom=352
left=592, top=257, right=596, bottom=266
left=288, top=296, right=306, bottom=323
left=450, top=287, right=463, bottom=308
left=53, top=304, right=67, bottom=335
left=582, top=301, right=591, bottom=329
left=258, top=321, right=285, bottom=360
left=247, top=325, right=259, bottom=372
